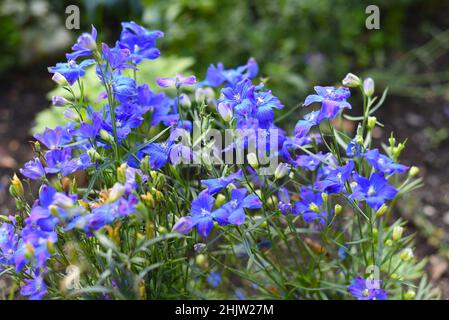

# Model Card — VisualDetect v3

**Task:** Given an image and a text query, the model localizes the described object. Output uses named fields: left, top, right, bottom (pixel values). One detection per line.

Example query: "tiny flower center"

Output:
left=309, top=202, right=320, bottom=213
left=362, top=289, right=370, bottom=297
left=230, top=200, right=239, bottom=209
left=368, top=186, right=376, bottom=196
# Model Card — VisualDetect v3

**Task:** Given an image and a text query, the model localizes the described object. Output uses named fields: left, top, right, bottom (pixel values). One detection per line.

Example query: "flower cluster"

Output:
left=0, top=23, right=427, bottom=300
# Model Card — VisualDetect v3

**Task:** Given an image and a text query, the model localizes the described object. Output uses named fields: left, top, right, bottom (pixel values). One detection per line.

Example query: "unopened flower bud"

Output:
left=172, top=217, right=193, bottom=234
left=52, top=96, right=70, bottom=107
left=247, top=153, right=259, bottom=169
left=141, top=192, right=155, bottom=208
left=400, top=248, right=414, bottom=262
left=355, top=135, right=364, bottom=145
left=363, top=78, right=375, bottom=97
left=10, top=174, right=24, bottom=197
left=140, top=156, right=150, bottom=173
left=408, top=166, right=419, bottom=177
left=87, top=148, right=101, bottom=162
left=99, top=129, right=114, bottom=144
left=376, top=204, right=388, bottom=216
left=195, top=88, right=206, bottom=104
left=217, top=103, right=233, bottom=122
left=117, top=163, right=127, bottom=184
left=274, top=163, right=290, bottom=180
left=321, top=193, right=328, bottom=203
left=215, top=193, right=226, bottom=207
left=367, top=116, right=377, bottom=131
left=404, top=290, right=416, bottom=300
left=108, top=183, right=125, bottom=203
left=385, top=239, right=393, bottom=247
left=52, top=193, right=74, bottom=209
left=393, top=143, right=406, bottom=158
left=157, top=225, right=168, bottom=235
left=47, top=239, right=56, bottom=254
left=203, top=87, right=215, bottom=101
left=64, top=109, right=80, bottom=122
left=334, top=204, right=342, bottom=215
left=49, top=204, right=59, bottom=217
left=179, top=93, right=191, bottom=109
left=195, top=254, right=208, bottom=268
left=392, top=226, right=404, bottom=241
left=24, top=242, right=35, bottom=260
left=52, top=72, right=69, bottom=86
left=342, top=73, right=361, bottom=87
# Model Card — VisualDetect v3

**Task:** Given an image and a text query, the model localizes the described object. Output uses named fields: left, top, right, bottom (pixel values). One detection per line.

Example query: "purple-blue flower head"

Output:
left=201, top=170, right=242, bottom=194
left=304, top=86, right=351, bottom=123
left=20, top=158, right=46, bottom=180
left=118, top=22, right=164, bottom=64
left=66, top=25, right=97, bottom=60
left=190, top=191, right=216, bottom=237
left=212, top=188, right=262, bottom=226
left=293, top=188, right=327, bottom=224
left=347, top=276, right=387, bottom=300
left=350, top=172, right=398, bottom=210
left=156, top=74, right=196, bottom=89
left=48, top=59, right=95, bottom=86
left=363, top=149, right=409, bottom=175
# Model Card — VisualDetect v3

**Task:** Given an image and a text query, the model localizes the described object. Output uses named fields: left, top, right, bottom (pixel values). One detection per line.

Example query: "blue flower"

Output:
left=201, top=170, right=242, bottom=194
left=66, top=25, right=97, bottom=60
left=314, top=160, right=354, bottom=194
left=346, top=138, right=363, bottom=158
left=218, top=79, right=256, bottom=118
left=350, top=172, right=398, bottom=210
left=0, top=217, right=19, bottom=266
left=363, top=149, right=409, bottom=175
left=277, top=187, right=293, bottom=214
left=200, top=58, right=258, bottom=87
left=21, top=273, right=47, bottom=300
left=172, top=216, right=194, bottom=234
left=293, top=188, right=327, bottom=224
left=347, top=276, right=387, bottom=300
left=34, top=126, right=72, bottom=150
left=212, top=188, right=262, bottom=226
left=44, top=149, right=91, bottom=176
left=255, top=90, right=284, bottom=127
left=101, top=43, right=134, bottom=71
left=20, top=158, right=46, bottom=180
left=156, top=74, right=196, bottom=89
left=48, top=59, right=95, bottom=85
left=118, top=22, right=163, bottom=64
left=207, top=272, right=222, bottom=288
left=111, top=75, right=137, bottom=104
left=304, top=86, right=351, bottom=123
left=190, top=191, right=216, bottom=237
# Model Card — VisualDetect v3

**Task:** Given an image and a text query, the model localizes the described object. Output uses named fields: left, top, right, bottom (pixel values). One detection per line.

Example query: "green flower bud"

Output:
left=404, top=290, right=416, bottom=300
left=408, top=166, right=419, bottom=177
left=117, top=163, right=127, bottom=184
left=342, top=73, right=362, bottom=87
left=274, top=163, right=290, bottom=180
left=385, top=239, right=393, bottom=247
left=108, top=183, right=125, bottom=203
left=100, top=129, right=114, bottom=144
left=215, top=193, right=226, bottom=207
left=392, top=226, right=404, bottom=241
left=247, top=153, right=259, bottom=169
left=400, top=248, right=414, bottom=262
left=334, top=204, right=342, bottom=215
left=367, top=116, right=377, bottom=131
left=363, top=78, right=375, bottom=97
left=376, top=204, right=388, bottom=216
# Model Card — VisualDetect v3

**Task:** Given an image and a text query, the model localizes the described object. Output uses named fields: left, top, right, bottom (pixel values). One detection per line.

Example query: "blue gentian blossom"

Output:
left=101, top=43, right=134, bottom=71
left=212, top=188, right=262, bottom=226
left=190, top=191, right=216, bottom=237
left=118, top=22, right=163, bottom=64
left=347, top=276, right=387, bottom=300
left=350, top=172, right=398, bottom=210
left=20, top=158, right=46, bottom=180
left=34, top=126, right=72, bottom=150
left=200, top=58, right=258, bottom=87
left=201, top=170, right=242, bottom=194
left=314, top=160, right=354, bottom=194
left=304, top=86, right=352, bottom=123
left=218, top=79, right=255, bottom=118
left=346, top=138, right=363, bottom=158
left=66, top=25, right=97, bottom=60
left=48, top=59, right=95, bottom=86
left=363, top=149, right=409, bottom=175
left=293, top=188, right=327, bottom=224
left=0, top=217, right=20, bottom=266
left=21, top=274, right=47, bottom=300
left=156, top=74, right=196, bottom=89
left=255, top=90, right=284, bottom=127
